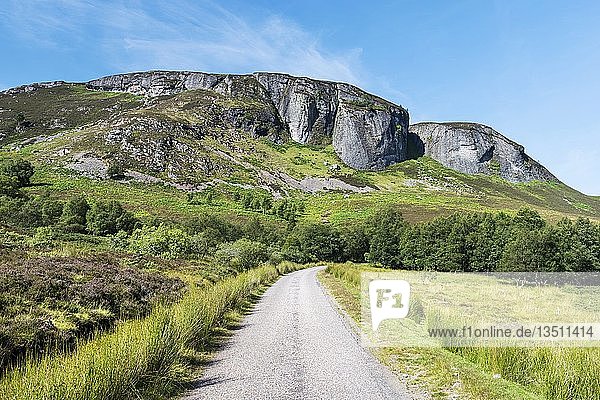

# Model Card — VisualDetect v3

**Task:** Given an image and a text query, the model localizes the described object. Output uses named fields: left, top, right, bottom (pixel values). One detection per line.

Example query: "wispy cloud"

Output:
left=3, top=0, right=363, bottom=85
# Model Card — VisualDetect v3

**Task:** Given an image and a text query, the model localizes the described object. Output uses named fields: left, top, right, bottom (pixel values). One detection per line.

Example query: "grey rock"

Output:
left=253, top=72, right=338, bottom=145
left=409, top=122, right=556, bottom=182
left=1, top=81, right=67, bottom=95
left=333, top=83, right=408, bottom=170
left=87, top=71, right=410, bottom=171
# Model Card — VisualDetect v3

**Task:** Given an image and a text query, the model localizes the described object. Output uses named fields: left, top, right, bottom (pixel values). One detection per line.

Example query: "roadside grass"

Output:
left=0, top=262, right=303, bottom=400
left=318, top=264, right=600, bottom=400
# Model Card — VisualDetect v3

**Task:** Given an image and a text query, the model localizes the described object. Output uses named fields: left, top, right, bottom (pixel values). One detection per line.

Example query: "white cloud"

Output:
left=108, top=4, right=362, bottom=85
left=2, top=0, right=363, bottom=85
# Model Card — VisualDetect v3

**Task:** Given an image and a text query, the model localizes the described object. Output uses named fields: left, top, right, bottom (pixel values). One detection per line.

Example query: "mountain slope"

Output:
left=0, top=71, right=598, bottom=222
left=409, top=122, right=555, bottom=183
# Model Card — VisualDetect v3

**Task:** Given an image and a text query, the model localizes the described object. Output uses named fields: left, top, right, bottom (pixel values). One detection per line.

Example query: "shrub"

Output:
left=60, top=196, right=90, bottom=232
left=107, top=162, right=125, bottom=180
left=129, top=225, right=193, bottom=259
left=0, top=158, right=34, bottom=187
left=0, top=196, right=44, bottom=228
left=29, top=226, right=56, bottom=248
left=185, top=213, right=242, bottom=247
left=86, top=201, right=137, bottom=236
left=214, top=239, right=269, bottom=271
left=0, top=175, right=20, bottom=197
left=241, top=217, right=285, bottom=246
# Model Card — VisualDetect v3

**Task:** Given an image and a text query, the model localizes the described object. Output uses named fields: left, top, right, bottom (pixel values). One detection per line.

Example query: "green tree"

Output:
left=499, top=227, right=563, bottom=272
left=60, top=196, right=90, bottom=232
left=86, top=201, right=137, bottom=236
left=513, top=208, right=545, bottom=230
left=557, top=218, right=600, bottom=271
left=1, top=158, right=34, bottom=187
left=366, top=205, right=407, bottom=268
left=283, top=223, right=342, bottom=263
left=340, top=223, right=370, bottom=262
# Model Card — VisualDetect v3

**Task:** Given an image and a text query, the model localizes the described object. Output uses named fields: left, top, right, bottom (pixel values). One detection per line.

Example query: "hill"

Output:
left=1, top=71, right=599, bottom=400
left=0, top=71, right=598, bottom=222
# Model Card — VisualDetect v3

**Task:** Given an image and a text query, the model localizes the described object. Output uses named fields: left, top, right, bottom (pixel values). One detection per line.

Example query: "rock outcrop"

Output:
left=87, top=71, right=409, bottom=171
left=409, top=122, right=556, bottom=182
left=84, top=71, right=556, bottom=182
left=2, top=81, right=67, bottom=95
left=253, top=73, right=408, bottom=170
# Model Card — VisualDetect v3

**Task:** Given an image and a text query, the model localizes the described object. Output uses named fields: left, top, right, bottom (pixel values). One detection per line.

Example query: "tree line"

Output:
left=1, top=157, right=599, bottom=272
left=283, top=206, right=600, bottom=272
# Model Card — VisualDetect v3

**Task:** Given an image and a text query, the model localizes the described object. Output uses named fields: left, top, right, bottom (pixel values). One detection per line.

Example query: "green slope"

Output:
left=1, top=84, right=598, bottom=224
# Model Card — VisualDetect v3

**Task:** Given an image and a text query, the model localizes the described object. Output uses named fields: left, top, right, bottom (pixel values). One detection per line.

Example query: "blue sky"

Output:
left=1, top=1, right=599, bottom=194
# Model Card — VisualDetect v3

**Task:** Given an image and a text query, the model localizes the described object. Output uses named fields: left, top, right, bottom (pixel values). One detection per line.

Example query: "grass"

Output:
left=4, top=83, right=600, bottom=227
left=0, top=84, right=142, bottom=145
left=0, top=254, right=185, bottom=372
left=0, top=262, right=302, bottom=400
left=320, top=263, right=600, bottom=400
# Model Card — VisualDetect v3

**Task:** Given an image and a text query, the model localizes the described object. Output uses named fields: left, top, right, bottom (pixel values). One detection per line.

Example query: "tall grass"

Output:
left=0, top=263, right=299, bottom=400
left=326, top=263, right=600, bottom=400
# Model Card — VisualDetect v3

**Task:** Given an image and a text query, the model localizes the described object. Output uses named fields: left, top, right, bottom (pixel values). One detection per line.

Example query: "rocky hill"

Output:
left=2, top=70, right=599, bottom=220
left=409, top=122, right=556, bottom=183
left=85, top=71, right=409, bottom=171
left=1, top=70, right=555, bottom=184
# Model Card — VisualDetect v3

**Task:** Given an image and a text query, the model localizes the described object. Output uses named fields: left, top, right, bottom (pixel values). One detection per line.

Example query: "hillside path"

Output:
left=182, top=266, right=414, bottom=400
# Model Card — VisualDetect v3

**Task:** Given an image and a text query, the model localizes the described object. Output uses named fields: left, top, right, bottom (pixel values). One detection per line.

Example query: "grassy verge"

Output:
left=322, top=263, right=600, bottom=399
left=0, top=262, right=303, bottom=400
left=318, top=265, right=544, bottom=400
left=0, top=254, right=185, bottom=373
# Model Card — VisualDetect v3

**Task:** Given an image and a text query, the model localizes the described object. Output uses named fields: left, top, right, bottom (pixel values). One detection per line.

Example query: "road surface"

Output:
left=183, top=266, right=413, bottom=400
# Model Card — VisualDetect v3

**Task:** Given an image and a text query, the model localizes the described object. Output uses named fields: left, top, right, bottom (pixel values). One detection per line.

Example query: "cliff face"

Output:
left=87, top=71, right=409, bottom=171
left=83, top=71, right=557, bottom=182
left=409, top=122, right=556, bottom=183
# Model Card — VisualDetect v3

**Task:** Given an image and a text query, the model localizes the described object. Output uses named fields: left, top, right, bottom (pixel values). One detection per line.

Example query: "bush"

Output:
left=241, top=217, right=286, bottom=246
left=185, top=213, right=242, bottom=247
left=60, top=196, right=90, bottom=232
left=0, top=158, right=34, bottom=187
left=107, top=162, right=125, bottom=180
left=0, top=175, right=20, bottom=197
left=29, top=226, right=57, bottom=248
left=214, top=239, right=269, bottom=271
left=86, top=201, right=137, bottom=236
left=129, top=225, right=194, bottom=259
left=0, top=196, right=46, bottom=228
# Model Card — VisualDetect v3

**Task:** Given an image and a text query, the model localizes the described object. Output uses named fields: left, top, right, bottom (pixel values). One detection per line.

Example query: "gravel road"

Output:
left=183, top=266, right=414, bottom=400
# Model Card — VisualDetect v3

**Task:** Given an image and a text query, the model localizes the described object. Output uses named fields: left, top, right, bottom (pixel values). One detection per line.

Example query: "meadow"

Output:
left=322, top=263, right=600, bottom=400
